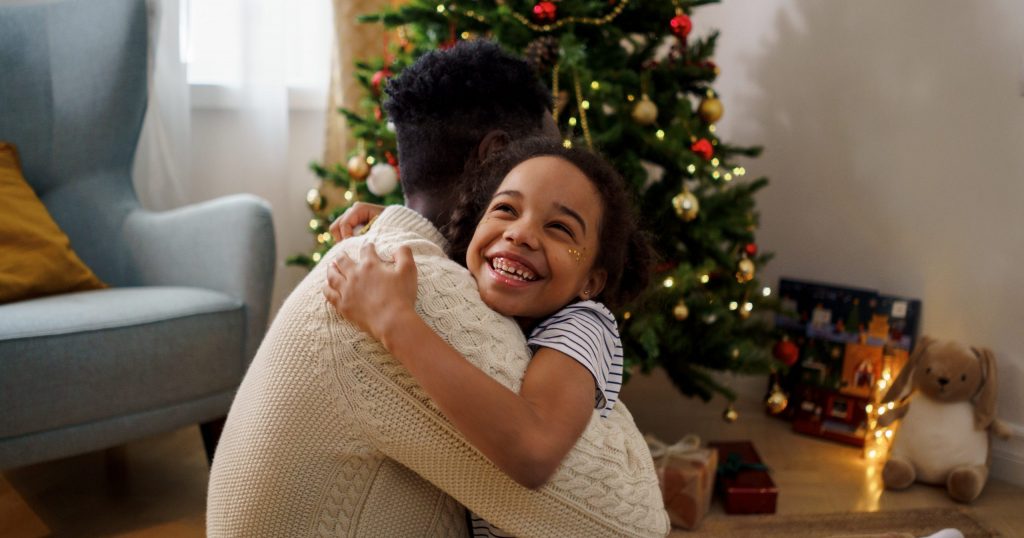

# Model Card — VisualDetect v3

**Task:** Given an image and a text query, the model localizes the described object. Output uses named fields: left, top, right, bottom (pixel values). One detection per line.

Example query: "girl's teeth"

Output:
left=492, top=257, right=536, bottom=281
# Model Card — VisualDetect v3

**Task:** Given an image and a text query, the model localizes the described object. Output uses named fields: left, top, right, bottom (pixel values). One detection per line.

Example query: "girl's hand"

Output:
left=323, top=243, right=418, bottom=345
left=329, top=202, right=386, bottom=241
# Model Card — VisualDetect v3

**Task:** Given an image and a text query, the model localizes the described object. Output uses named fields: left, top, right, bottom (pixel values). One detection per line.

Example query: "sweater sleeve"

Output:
left=326, top=235, right=669, bottom=538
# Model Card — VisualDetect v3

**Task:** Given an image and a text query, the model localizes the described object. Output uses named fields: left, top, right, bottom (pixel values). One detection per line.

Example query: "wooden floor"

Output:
left=2, top=369, right=1022, bottom=537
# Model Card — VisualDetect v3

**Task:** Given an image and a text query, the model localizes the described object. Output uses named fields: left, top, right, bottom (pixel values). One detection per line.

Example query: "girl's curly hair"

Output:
left=442, top=137, right=654, bottom=309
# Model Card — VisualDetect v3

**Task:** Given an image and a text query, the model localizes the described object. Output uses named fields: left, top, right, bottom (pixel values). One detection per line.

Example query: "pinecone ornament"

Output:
left=525, top=36, right=560, bottom=74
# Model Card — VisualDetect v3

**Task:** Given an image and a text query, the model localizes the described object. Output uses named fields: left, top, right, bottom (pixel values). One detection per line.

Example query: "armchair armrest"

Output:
left=124, top=194, right=275, bottom=363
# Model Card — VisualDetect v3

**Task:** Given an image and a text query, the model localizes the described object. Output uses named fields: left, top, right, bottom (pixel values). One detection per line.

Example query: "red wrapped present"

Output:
left=646, top=434, right=717, bottom=529
left=708, top=441, right=778, bottom=514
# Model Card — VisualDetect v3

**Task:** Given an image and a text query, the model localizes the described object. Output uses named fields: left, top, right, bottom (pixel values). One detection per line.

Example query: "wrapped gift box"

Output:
left=646, top=435, right=717, bottom=529
left=709, top=441, right=778, bottom=514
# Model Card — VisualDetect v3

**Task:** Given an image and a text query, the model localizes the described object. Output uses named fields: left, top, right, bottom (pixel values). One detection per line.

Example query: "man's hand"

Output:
left=330, top=202, right=387, bottom=242
left=323, top=243, right=418, bottom=346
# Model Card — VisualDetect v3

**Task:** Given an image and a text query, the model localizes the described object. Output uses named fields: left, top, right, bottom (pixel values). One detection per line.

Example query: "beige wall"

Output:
left=673, top=0, right=1024, bottom=484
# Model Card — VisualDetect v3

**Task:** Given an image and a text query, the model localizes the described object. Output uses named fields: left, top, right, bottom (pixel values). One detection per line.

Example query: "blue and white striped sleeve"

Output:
left=526, top=300, right=623, bottom=417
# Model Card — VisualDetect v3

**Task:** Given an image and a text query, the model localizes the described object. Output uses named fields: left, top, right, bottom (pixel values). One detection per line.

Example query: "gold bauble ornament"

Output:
left=736, top=258, right=756, bottom=283
left=671, top=190, right=700, bottom=222
left=347, top=154, right=370, bottom=182
left=306, top=187, right=326, bottom=212
left=723, top=404, right=739, bottom=423
left=698, top=96, right=724, bottom=123
left=672, top=302, right=689, bottom=321
left=766, top=383, right=788, bottom=415
left=631, top=94, right=658, bottom=125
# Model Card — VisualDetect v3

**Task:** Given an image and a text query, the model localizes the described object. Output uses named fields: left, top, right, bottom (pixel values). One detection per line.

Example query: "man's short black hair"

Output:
left=384, top=40, right=552, bottom=197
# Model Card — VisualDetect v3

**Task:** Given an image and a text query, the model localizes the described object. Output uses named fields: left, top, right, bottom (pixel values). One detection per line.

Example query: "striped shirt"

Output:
left=470, top=300, right=624, bottom=537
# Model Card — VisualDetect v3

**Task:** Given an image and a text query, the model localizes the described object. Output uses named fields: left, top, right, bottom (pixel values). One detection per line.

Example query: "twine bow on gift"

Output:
left=716, top=451, right=770, bottom=479
left=645, top=434, right=703, bottom=464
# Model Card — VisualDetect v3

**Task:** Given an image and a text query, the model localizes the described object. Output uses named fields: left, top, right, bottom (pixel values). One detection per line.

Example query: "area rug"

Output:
left=681, top=507, right=996, bottom=538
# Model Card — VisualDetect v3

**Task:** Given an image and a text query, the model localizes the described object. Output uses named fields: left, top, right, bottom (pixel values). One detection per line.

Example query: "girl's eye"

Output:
left=549, top=222, right=575, bottom=239
left=492, top=203, right=516, bottom=215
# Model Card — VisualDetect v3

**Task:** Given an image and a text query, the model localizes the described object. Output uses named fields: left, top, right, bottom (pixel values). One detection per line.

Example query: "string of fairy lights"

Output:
left=396, top=2, right=764, bottom=326
left=285, top=0, right=792, bottom=418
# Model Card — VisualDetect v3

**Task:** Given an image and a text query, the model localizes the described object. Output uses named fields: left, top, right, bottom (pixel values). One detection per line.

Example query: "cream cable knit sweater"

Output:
left=207, top=206, right=669, bottom=537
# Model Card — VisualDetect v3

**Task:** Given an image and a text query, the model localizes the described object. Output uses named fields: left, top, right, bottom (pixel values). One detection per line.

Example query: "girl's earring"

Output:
left=582, top=289, right=591, bottom=299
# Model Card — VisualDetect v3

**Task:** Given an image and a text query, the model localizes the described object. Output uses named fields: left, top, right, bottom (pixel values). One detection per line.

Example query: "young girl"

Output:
left=326, top=138, right=653, bottom=536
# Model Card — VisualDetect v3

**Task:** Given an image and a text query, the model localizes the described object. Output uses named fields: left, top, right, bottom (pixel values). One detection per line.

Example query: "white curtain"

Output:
left=134, top=0, right=191, bottom=211
left=135, top=0, right=331, bottom=211
left=135, top=0, right=332, bottom=313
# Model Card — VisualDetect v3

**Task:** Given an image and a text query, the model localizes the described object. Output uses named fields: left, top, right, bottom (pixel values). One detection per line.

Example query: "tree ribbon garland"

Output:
left=458, top=0, right=631, bottom=33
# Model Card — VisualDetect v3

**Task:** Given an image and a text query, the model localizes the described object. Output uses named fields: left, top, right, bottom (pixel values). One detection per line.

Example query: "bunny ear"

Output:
left=972, top=346, right=998, bottom=431
left=882, top=336, right=933, bottom=403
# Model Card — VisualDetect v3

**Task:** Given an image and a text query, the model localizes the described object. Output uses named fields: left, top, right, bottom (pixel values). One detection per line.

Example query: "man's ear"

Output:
left=579, top=269, right=607, bottom=301
left=476, top=130, right=511, bottom=162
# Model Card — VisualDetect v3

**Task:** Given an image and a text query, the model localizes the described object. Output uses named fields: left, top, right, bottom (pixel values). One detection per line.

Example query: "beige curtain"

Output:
left=323, top=0, right=401, bottom=167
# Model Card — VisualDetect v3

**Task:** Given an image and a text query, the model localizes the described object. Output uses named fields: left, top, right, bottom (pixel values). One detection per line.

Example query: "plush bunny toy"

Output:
left=878, top=337, right=1012, bottom=502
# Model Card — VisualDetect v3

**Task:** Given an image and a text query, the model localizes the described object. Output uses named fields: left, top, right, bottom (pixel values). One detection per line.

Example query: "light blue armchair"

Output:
left=0, top=0, right=275, bottom=469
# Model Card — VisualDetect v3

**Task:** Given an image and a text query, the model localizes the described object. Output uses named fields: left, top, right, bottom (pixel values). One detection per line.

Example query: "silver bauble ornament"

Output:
left=367, top=163, right=399, bottom=196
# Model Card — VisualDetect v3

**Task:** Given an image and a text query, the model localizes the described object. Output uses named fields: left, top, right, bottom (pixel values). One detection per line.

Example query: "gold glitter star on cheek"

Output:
left=568, top=247, right=586, bottom=263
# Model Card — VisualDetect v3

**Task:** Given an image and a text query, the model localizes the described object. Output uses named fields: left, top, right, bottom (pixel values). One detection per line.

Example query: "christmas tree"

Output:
left=290, top=0, right=780, bottom=405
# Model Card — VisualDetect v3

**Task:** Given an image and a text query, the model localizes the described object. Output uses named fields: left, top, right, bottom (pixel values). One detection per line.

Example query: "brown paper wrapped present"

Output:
left=646, top=434, right=718, bottom=530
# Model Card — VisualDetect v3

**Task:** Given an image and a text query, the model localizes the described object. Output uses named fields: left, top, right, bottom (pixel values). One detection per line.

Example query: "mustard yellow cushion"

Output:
left=0, top=142, right=107, bottom=303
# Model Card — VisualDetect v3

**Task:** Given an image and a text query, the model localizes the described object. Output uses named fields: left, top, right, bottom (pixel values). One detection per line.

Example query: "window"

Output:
left=183, top=0, right=332, bottom=107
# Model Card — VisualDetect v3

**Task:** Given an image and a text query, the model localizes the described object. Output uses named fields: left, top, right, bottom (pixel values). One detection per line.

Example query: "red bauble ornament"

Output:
left=385, top=150, right=400, bottom=179
left=773, top=339, right=800, bottom=367
left=670, top=12, right=692, bottom=39
left=691, top=138, right=714, bottom=160
left=533, top=1, right=557, bottom=24
left=744, top=243, right=758, bottom=257
left=371, top=68, right=392, bottom=95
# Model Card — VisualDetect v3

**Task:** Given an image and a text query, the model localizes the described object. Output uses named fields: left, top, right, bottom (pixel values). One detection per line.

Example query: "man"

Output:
left=207, top=41, right=668, bottom=537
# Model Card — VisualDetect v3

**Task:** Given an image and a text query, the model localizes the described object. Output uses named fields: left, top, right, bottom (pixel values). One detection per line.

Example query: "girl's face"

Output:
left=466, top=156, right=607, bottom=325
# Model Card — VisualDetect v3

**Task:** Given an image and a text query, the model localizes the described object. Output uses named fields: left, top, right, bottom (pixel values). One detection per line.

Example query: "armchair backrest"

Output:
left=0, top=0, right=148, bottom=285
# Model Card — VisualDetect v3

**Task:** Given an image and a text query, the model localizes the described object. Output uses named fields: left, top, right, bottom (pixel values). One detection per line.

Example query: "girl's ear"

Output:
left=579, top=269, right=607, bottom=301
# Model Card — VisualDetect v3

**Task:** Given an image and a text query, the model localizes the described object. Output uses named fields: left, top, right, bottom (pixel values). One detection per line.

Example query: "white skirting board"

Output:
left=991, top=421, right=1024, bottom=487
